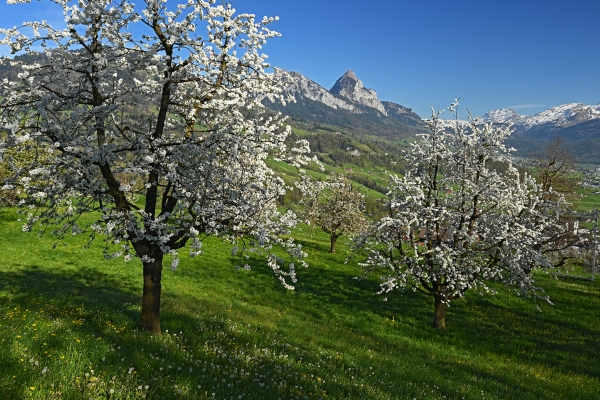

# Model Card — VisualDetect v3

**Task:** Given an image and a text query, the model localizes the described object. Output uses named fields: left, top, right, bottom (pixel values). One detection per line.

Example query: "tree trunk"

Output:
left=330, top=233, right=339, bottom=254
left=432, top=296, right=446, bottom=330
left=140, top=252, right=164, bottom=334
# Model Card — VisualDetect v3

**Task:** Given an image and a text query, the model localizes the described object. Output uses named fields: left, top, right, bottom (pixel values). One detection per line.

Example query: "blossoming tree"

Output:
left=0, top=0, right=312, bottom=333
left=356, top=102, right=563, bottom=329
left=296, top=173, right=369, bottom=253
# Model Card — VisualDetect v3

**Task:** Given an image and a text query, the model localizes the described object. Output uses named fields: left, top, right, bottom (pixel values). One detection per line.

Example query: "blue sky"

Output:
left=2, top=0, right=600, bottom=118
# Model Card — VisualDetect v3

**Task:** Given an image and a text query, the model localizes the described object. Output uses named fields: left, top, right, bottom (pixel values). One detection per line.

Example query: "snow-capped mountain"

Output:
left=480, top=103, right=600, bottom=142
left=520, top=103, right=600, bottom=130
left=481, top=108, right=524, bottom=125
left=482, top=103, right=600, bottom=129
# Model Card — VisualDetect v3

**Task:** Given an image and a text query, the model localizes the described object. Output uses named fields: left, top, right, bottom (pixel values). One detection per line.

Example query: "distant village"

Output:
left=583, top=166, right=600, bottom=189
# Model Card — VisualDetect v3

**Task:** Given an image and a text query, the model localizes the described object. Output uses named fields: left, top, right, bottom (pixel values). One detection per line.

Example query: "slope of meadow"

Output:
left=0, top=208, right=599, bottom=399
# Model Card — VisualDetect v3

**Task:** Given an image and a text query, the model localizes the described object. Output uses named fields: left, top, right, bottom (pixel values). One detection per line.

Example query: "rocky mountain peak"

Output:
left=282, top=71, right=357, bottom=112
left=330, top=70, right=388, bottom=116
left=343, top=70, right=357, bottom=80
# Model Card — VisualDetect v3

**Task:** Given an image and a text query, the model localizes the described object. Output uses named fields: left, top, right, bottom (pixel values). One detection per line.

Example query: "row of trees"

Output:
left=0, top=1, right=575, bottom=332
left=297, top=120, right=584, bottom=329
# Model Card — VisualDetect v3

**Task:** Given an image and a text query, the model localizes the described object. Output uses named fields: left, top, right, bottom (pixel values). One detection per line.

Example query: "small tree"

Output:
left=0, top=0, right=312, bottom=333
left=532, top=135, right=579, bottom=196
left=531, top=135, right=583, bottom=267
left=356, top=102, right=563, bottom=329
left=297, top=173, right=368, bottom=253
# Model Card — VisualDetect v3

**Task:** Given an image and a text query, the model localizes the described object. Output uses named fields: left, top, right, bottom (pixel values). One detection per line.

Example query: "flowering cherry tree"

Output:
left=0, top=0, right=312, bottom=333
left=296, top=173, right=369, bottom=253
left=356, top=102, right=563, bottom=329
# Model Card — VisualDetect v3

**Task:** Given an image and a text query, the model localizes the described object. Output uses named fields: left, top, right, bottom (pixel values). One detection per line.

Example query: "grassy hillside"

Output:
left=580, top=190, right=600, bottom=212
left=269, top=123, right=403, bottom=217
left=1, top=208, right=599, bottom=399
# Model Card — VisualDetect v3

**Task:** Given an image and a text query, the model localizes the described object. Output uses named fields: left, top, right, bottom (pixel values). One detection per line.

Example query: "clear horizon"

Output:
left=2, top=0, right=599, bottom=118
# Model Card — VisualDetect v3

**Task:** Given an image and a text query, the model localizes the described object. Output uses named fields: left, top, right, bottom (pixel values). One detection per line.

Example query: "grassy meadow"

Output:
left=1, top=207, right=599, bottom=399
left=580, top=190, right=600, bottom=213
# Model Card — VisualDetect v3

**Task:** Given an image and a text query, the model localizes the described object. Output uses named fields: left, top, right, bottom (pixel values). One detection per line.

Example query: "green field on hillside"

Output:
left=580, top=190, right=600, bottom=212
left=0, top=208, right=599, bottom=399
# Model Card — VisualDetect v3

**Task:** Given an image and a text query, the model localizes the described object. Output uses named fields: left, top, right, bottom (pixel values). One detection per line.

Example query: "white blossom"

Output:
left=0, top=0, right=312, bottom=332
left=356, top=103, right=562, bottom=328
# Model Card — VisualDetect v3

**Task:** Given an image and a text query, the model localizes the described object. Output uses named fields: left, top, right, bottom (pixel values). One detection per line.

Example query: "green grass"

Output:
left=267, top=159, right=386, bottom=200
left=579, top=189, right=600, bottom=212
left=1, top=208, right=599, bottom=399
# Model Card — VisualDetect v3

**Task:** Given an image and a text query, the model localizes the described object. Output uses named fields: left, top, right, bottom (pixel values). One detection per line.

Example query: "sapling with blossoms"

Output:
left=0, top=0, right=314, bottom=333
left=355, top=101, right=564, bottom=329
left=296, top=172, right=369, bottom=253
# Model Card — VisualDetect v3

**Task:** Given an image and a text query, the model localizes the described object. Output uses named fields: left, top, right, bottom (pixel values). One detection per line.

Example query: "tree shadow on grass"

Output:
left=0, top=264, right=441, bottom=400
left=1, top=251, right=599, bottom=399
left=0, top=265, right=326, bottom=398
left=223, top=244, right=600, bottom=398
left=441, top=284, right=600, bottom=381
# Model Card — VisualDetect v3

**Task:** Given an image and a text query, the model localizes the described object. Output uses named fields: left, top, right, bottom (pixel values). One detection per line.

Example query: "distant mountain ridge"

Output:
left=481, top=103, right=600, bottom=142
left=271, top=69, right=600, bottom=161
left=1, top=55, right=598, bottom=161
left=268, top=69, right=426, bottom=139
left=283, top=71, right=359, bottom=113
